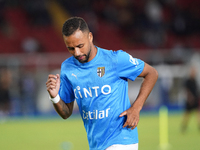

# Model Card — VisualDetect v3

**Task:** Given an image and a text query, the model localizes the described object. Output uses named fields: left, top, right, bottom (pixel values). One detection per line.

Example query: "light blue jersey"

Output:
left=59, top=47, right=144, bottom=150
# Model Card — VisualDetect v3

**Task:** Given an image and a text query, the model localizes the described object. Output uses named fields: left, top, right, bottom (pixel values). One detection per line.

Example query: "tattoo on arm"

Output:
left=53, top=100, right=73, bottom=119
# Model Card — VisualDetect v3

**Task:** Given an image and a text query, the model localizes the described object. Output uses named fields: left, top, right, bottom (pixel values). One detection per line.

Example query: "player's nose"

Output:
left=74, top=48, right=81, bottom=56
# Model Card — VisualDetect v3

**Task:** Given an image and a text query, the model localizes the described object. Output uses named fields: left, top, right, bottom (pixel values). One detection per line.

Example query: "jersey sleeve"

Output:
left=59, top=67, right=75, bottom=104
left=116, top=50, right=145, bottom=81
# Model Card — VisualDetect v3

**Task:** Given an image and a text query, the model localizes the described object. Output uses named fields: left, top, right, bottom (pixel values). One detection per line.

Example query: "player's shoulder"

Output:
left=97, top=47, right=132, bottom=66
left=109, top=49, right=142, bottom=66
left=97, top=47, right=126, bottom=58
left=106, top=49, right=130, bottom=61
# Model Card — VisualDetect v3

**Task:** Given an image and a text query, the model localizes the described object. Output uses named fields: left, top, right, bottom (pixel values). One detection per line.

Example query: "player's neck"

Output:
left=88, top=45, right=97, bottom=62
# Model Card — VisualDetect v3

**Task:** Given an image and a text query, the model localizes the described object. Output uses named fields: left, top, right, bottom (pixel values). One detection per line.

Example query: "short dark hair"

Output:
left=62, top=17, right=89, bottom=36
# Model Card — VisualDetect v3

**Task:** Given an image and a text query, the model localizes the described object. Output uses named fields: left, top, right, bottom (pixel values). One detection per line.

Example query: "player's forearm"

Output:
left=132, top=68, right=158, bottom=111
left=53, top=100, right=73, bottom=119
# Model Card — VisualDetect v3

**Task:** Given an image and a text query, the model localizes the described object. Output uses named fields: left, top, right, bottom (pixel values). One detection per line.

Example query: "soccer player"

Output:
left=46, top=17, right=158, bottom=150
left=181, top=67, right=200, bottom=132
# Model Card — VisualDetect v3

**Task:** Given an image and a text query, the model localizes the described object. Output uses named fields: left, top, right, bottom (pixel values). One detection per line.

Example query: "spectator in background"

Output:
left=19, top=69, right=37, bottom=116
left=144, top=0, right=165, bottom=47
left=21, top=37, right=42, bottom=53
left=181, top=67, right=200, bottom=132
left=22, top=0, right=51, bottom=26
left=0, top=0, right=13, bottom=37
left=0, top=68, right=12, bottom=116
left=0, top=0, right=7, bottom=34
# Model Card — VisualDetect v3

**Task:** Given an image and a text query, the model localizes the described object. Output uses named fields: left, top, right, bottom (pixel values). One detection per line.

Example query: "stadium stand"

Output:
left=0, top=0, right=200, bottom=54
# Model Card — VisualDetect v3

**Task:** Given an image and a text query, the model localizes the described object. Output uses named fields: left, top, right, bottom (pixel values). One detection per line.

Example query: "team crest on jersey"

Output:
left=97, top=67, right=105, bottom=77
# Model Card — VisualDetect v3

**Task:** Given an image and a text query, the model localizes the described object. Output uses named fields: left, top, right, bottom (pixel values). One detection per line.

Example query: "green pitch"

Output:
left=0, top=112, right=199, bottom=150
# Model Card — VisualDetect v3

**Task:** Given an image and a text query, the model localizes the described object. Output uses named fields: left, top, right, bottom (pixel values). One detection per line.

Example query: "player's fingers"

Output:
left=46, top=83, right=57, bottom=89
left=131, top=124, right=137, bottom=130
left=46, top=82, right=57, bottom=91
left=119, top=111, right=127, bottom=117
left=46, top=86, right=55, bottom=93
left=123, top=121, right=129, bottom=128
left=123, top=121, right=134, bottom=128
left=48, top=74, right=57, bottom=79
left=128, top=121, right=135, bottom=129
left=56, top=74, right=60, bottom=84
left=56, top=74, right=60, bottom=80
left=46, top=86, right=53, bottom=91
left=46, top=81, right=56, bottom=87
left=124, top=116, right=137, bottom=129
left=47, top=75, right=57, bottom=83
left=131, top=119, right=139, bottom=130
left=123, top=116, right=133, bottom=128
left=46, top=79, right=53, bottom=85
left=46, top=77, right=57, bottom=85
left=47, top=84, right=56, bottom=89
left=130, top=122, right=137, bottom=130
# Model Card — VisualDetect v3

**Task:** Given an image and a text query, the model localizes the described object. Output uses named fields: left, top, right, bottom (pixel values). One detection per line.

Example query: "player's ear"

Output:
left=89, top=32, right=93, bottom=43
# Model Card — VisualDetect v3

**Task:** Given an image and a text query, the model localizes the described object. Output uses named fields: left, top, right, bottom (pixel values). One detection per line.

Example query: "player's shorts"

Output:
left=106, top=143, right=138, bottom=150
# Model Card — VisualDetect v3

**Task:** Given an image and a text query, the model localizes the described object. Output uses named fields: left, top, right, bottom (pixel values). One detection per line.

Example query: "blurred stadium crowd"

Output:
left=0, top=0, right=199, bottom=117
left=1, top=0, right=200, bottom=53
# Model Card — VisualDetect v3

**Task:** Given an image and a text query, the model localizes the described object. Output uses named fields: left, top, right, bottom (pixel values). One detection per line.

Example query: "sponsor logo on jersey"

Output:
left=74, top=85, right=111, bottom=99
left=97, top=67, right=105, bottom=77
left=82, top=108, right=110, bottom=120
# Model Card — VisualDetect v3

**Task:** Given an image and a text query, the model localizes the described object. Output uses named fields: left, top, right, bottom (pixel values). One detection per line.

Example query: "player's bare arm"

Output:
left=46, top=74, right=74, bottom=119
left=120, top=63, right=158, bottom=129
left=53, top=100, right=74, bottom=119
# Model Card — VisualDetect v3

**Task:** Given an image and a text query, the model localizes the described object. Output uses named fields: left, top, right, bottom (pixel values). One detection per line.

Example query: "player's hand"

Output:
left=46, top=74, right=60, bottom=98
left=119, top=106, right=140, bottom=130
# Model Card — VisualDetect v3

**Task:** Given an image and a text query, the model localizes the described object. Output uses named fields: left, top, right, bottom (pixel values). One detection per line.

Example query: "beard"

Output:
left=75, top=46, right=91, bottom=63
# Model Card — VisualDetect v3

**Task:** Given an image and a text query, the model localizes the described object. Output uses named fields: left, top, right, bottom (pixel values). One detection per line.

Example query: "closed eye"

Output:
left=67, top=44, right=84, bottom=50
left=77, top=44, right=84, bottom=48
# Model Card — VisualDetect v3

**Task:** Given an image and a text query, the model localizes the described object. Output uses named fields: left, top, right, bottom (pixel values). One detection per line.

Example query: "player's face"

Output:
left=63, top=30, right=93, bottom=63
